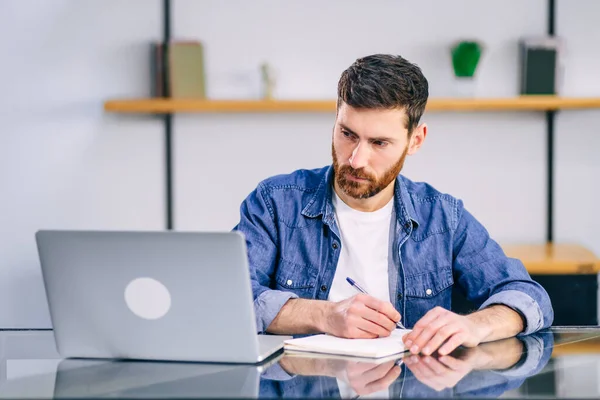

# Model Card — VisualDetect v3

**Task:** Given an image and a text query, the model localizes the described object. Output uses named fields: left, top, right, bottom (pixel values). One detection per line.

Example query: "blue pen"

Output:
left=346, top=277, right=406, bottom=329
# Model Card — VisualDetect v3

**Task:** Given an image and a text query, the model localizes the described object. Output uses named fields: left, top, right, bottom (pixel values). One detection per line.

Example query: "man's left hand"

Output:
left=402, top=307, right=490, bottom=356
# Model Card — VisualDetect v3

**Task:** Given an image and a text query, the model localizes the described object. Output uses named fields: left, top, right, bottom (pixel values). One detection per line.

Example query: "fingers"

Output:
left=420, top=356, right=449, bottom=375
left=333, top=294, right=402, bottom=339
left=405, top=355, right=462, bottom=392
left=422, top=324, right=461, bottom=355
left=437, top=355, right=469, bottom=371
left=403, top=308, right=474, bottom=356
left=362, top=364, right=401, bottom=394
left=358, top=294, right=401, bottom=323
left=359, top=361, right=397, bottom=384
left=349, top=361, right=401, bottom=395
left=350, top=295, right=399, bottom=335
left=352, top=327, right=379, bottom=339
left=405, top=356, right=447, bottom=391
left=346, top=361, right=384, bottom=379
left=354, top=314, right=393, bottom=337
left=362, top=307, right=397, bottom=333
left=404, top=308, right=452, bottom=354
left=403, top=306, right=446, bottom=345
left=438, top=333, right=467, bottom=356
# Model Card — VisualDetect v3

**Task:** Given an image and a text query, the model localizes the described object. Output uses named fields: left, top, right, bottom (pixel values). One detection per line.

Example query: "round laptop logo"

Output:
left=124, top=277, right=171, bottom=320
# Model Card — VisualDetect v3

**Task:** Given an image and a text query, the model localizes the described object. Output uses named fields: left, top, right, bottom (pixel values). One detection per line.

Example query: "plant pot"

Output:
left=452, top=76, right=477, bottom=97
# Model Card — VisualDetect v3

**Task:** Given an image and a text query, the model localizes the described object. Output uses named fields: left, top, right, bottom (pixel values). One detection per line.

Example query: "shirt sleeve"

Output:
left=233, top=182, right=298, bottom=333
left=453, top=333, right=553, bottom=397
left=492, top=333, right=552, bottom=377
left=452, top=201, right=554, bottom=334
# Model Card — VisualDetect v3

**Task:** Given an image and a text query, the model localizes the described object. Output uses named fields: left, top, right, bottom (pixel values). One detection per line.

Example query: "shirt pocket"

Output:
left=274, top=258, right=318, bottom=299
left=404, top=268, right=454, bottom=327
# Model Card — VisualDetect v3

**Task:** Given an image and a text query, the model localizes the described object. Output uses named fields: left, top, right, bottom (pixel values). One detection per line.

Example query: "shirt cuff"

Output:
left=260, top=361, right=296, bottom=381
left=254, top=289, right=299, bottom=333
left=492, top=334, right=544, bottom=377
left=479, top=290, right=544, bottom=335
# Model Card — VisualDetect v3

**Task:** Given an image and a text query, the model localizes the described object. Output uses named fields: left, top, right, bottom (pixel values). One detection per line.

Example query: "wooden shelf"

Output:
left=103, top=96, right=600, bottom=114
left=105, top=99, right=335, bottom=113
left=502, top=243, right=600, bottom=275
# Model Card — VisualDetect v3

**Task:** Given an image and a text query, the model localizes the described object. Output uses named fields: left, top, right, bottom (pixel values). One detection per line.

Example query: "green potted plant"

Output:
left=451, top=40, right=483, bottom=96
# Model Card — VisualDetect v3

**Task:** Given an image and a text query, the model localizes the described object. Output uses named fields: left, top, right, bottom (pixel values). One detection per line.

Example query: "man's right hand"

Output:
left=324, top=293, right=401, bottom=338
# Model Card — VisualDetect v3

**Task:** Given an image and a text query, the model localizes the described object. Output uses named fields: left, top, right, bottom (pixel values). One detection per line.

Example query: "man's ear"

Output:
left=407, top=123, right=427, bottom=156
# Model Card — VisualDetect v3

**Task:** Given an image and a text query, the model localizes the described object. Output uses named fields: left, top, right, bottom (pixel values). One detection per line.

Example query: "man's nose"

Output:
left=349, top=143, right=369, bottom=169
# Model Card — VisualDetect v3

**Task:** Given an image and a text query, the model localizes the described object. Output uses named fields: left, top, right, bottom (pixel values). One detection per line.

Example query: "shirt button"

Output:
left=321, top=285, right=328, bottom=292
left=397, top=293, right=403, bottom=300
left=332, top=242, right=339, bottom=250
left=425, top=289, right=432, bottom=296
left=286, top=279, right=293, bottom=286
left=404, top=222, right=411, bottom=229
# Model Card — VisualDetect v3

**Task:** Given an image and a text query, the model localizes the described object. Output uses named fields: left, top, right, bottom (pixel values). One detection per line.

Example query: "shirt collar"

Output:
left=301, top=165, right=419, bottom=231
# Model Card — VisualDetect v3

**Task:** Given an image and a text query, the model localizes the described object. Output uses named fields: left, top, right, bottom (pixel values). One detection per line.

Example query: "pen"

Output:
left=346, top=277, right=406, bottom=329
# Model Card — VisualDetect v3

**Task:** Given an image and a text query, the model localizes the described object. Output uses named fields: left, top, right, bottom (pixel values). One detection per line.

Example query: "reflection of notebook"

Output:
left=283, top=349, right=406, bottom=365
left=284, top=329, right=411, bottom=359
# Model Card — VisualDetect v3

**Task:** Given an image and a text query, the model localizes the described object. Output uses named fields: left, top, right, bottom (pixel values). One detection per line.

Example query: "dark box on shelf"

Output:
left=519, top=37, right=563, bottom=95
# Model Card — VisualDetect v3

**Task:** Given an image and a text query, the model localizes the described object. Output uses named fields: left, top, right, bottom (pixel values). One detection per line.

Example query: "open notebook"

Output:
left=284, top=329, right=412, bottom=359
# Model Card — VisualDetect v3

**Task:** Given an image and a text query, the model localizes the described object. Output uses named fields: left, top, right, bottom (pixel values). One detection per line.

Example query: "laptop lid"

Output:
left=36, top=230, right=264, bottom=363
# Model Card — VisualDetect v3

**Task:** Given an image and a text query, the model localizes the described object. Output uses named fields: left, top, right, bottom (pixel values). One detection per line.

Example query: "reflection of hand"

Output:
left=325, top=294, right=401, bottom=339
left=403, top=337, right=525, bottom=391
left=339, top=360, right=402, bottom=396
left=404, top=354, right=474, bottom=391
left=279, top=356, right=401, bottom=395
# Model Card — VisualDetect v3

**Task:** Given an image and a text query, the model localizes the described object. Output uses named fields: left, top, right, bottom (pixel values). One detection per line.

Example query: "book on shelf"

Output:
left=151, top=40, right=206, bottom=99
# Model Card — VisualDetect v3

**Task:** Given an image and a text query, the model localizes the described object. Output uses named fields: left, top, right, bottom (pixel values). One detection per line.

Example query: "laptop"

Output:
left=35, top=230, right=288, bottom=364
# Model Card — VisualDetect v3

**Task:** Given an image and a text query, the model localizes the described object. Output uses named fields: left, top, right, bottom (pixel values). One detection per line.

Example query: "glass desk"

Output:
left=0, top=328, right=599, bottom=398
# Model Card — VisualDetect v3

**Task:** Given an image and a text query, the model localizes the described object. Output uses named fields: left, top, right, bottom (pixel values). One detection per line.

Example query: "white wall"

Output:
left=0, top=0, right=164, bottom=328
left=554, top=0, right=600, bottom=253
left=173, top=0, right=548, bottom=243
left=1, top=0, right=599, bottom=328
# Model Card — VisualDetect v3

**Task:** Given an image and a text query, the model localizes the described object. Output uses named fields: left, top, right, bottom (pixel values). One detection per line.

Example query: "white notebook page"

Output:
left=284, top=329, right=412, bottom=358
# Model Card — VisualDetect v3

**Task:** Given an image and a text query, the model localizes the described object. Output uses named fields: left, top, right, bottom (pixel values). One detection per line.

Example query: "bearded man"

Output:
left=233, top=54, right=553, bottom=357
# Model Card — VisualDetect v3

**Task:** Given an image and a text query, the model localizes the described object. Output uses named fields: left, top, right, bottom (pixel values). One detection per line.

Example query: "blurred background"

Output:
left=1, top=0, right=599, bottom=329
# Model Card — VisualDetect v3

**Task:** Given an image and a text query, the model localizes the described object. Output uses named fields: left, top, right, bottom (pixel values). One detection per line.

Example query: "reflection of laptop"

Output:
left=36, top=230, right=287, bottom=364
left=53, top=356, right=282, bottom=398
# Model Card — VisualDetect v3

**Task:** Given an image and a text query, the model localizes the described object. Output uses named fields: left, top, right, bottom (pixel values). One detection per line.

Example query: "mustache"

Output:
left=339, top=165, right=373, bottom=180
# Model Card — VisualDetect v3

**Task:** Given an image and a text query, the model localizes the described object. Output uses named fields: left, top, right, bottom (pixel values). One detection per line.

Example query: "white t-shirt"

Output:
left=328, top=191, right=394, bottom=304
left=329, top=190, right=395, bottom=399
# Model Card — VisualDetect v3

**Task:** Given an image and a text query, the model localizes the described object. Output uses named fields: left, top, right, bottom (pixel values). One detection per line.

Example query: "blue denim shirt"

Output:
left=234, top=166, right=553, bottom=334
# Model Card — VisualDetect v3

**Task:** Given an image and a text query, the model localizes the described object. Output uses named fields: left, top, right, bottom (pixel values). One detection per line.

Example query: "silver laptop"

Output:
left=35, top=230, right=287, bottom=364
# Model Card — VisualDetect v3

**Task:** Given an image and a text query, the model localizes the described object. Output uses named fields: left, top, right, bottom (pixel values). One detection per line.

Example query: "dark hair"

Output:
left=337, top=54, right=429, bottom=134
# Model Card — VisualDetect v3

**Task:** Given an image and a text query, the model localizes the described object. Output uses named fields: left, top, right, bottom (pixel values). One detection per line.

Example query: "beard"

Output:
left=332, top=144, right=408, bottom=199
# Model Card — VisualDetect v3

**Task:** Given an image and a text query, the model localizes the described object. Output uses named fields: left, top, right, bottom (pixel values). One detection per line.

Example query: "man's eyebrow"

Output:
left=339, top=123, right=358, bottom=136
left=340, top=123, right=395, bottom=142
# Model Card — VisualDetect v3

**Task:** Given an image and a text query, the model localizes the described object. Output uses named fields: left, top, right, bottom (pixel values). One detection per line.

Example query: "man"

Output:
left=234, top=54, right=553, bottom=356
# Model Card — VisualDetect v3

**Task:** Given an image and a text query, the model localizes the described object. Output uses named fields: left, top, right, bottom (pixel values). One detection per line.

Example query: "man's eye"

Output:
left=373, top=140, right=387, bottom=147
left=342, top=130, right=355, bottom=139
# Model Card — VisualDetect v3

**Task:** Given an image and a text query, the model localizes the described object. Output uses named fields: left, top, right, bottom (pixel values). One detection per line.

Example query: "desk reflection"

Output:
left=260, top=332, right=553, bottom=398
left=0, top=330, right=563, bottom=399
left=53, top=356, right=280, bottom=398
